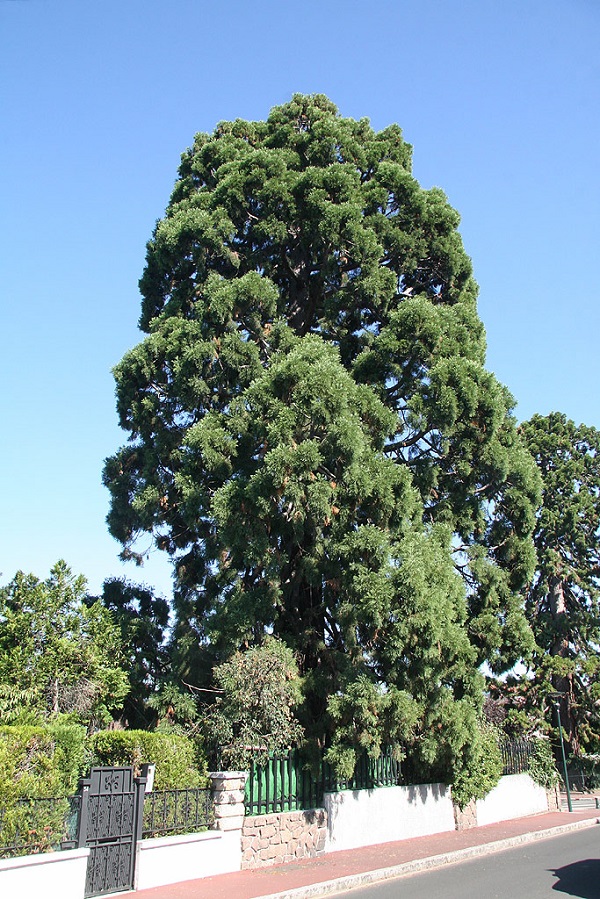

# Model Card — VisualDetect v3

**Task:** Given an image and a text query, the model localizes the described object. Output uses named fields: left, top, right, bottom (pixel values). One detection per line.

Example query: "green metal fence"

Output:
left=244, top=747, right=403, bottom=816
left=245, top=740, right=537, bottom=816
left=500, top=739, right=535, bottom=776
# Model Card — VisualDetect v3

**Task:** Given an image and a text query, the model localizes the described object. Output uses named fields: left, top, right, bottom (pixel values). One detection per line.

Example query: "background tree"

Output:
left=104, top=95, right=539, bottom=782
left=513, top=412, right=600, bottom=756
left=0, top=562, right=128, bottom=728
left=203, top=637, right=304, bottom=769
left=146, top=681, right=202, bottom=735
left=94, top=578, right=170, bottom=728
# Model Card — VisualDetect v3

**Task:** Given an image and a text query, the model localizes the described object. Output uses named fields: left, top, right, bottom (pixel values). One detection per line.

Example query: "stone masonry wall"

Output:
left=546, top=786, right=560, bottom=812
left=241, top=809, right=327, bottom=869
left=453, top=798, right=477, bottom=830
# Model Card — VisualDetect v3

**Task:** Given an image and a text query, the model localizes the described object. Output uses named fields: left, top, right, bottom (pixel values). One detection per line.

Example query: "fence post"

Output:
left=133, top=776, right=147, bottom=844
left=76, top=777, right=91, bottom=849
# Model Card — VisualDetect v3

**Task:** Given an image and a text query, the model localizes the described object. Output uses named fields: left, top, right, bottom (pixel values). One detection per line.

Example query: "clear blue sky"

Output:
left=1, top=0, right=598, bottom=599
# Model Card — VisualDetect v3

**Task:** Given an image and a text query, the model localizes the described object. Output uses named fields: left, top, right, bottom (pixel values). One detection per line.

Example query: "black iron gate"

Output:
left=77, top=766, right=146, bottom=897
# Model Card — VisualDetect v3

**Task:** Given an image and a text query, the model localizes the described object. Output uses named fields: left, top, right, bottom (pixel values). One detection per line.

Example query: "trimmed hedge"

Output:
left=0, top=723, right=86, bottom=799
left=88, top=729, right=208, bottom=789
left=0, top=723, right=86, bottom=856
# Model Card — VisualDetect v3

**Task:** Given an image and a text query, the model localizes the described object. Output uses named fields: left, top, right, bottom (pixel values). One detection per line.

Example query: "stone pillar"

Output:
left=453, top=798, right=478, bottom=830
left=210, top=771, right=248, bottom=832
left=546, top=785, right=561, bottom=812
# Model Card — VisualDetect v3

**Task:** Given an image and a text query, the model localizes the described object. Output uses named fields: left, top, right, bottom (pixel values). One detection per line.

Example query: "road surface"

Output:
left=338, top=826, right=600, bottom=899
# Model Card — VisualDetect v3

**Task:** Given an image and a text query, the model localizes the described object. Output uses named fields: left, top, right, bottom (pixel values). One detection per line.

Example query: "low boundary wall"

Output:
left=242, top=808, right=327, bottom=868
left=324, top=783, right=455, bottom=852
left=136, top=829, right=242, bottom=890
left=0, top=846, right=89, bottom=899
left=476, top=773, right=549, bottom=826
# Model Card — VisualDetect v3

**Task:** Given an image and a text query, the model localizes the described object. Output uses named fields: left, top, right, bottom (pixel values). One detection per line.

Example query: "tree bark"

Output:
left=548, top=575, right=578, bottom=755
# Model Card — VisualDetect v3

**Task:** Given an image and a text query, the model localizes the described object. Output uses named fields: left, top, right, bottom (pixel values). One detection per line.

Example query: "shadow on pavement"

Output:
left=551, top=859, right=600, bottom=897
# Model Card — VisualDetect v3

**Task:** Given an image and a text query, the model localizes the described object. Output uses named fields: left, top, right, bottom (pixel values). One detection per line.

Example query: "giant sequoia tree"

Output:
left=518, top=413, right=600, bottom=755
left=104, top=95, right=539, bottom=780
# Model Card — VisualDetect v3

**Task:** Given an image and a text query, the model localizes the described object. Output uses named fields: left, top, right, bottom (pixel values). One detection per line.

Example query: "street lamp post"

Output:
left=554, top=700, right=573, bottom=813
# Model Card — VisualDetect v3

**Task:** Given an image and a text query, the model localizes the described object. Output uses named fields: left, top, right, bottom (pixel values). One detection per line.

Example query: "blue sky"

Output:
left=1, top=0, right=598, bottom=599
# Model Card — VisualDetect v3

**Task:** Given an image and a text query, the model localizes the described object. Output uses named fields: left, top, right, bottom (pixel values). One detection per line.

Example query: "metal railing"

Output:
left=1, top=786, right=214, bottom=857
left=321, top=747, right=403, bottom=793
left=245, top=749, right=321, bottom=816
left=500, top=739, right=535, bottom=776
left=142, top=788, right=213, bottom=838
left=0, top=795, right=80, bottom=859
left=245, top=747, right=404, bottom=816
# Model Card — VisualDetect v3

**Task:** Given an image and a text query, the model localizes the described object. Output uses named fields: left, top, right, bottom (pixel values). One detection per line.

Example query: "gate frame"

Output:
left=77, top=766, right=146, bottom=897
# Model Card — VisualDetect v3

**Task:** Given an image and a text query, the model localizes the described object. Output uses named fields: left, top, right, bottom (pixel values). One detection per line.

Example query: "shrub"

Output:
left=0, top=723, right=86, bottom=799
left=0, top=723, right=85, bottom=855
left=451, top=723, right=503, bottom=809
left=203, top=637, right=303, bottom=770
left=88, top=729, right=208, bottom=789
left=528, top=738, right=560, bottom=789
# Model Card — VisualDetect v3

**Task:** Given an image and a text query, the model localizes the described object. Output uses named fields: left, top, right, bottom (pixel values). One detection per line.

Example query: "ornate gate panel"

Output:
left=78, top=766, right=145, bottom=897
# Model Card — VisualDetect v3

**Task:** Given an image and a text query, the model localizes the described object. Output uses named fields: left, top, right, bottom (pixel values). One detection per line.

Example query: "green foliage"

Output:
left=510, top=413, right=600, bottom=755
left=450, top=723, right=503, bottom=809
left=324, top=678, right=414, bottom=780
left=0, top=684, right=40, bottom=725
left=528, top=738, right=560, bottom=790
left=0, top=562, right=129, bottom=729
left=578, top=754, right=600, bottom=790
left=0, top=723, right=85, bottom=855
left=203, top=637, right=304, bottom=769
left=0, top=723, right=87, bottom=798
left=1, top=726, right=68, bottom=799
left=103, top=95, right=541, bottom=785
left=0, top=797, right=75, bottom=856
left=147, top=681, right=202, bottom=737
left=88, top=729, right=208, bottom=788
left=47, top=721, right=88, bottom=792
left=94, top=578, right=170, bottom=728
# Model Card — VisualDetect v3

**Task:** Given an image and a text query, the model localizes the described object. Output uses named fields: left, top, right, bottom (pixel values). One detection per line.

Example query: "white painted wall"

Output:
left=324, top=783, right=455, bottom=852
left=0, top=847, right=88, bottom=899
left=476, top=773, right=548, bottom=826
left=135, top=828, right=242, bottom=890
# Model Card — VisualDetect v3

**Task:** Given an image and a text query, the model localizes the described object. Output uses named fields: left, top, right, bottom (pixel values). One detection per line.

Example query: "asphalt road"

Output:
left=337, top=827, right=600, bottom=899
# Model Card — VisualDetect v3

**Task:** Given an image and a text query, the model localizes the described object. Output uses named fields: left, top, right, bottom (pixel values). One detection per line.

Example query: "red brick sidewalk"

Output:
left=125, top=807, right=600, bottom=899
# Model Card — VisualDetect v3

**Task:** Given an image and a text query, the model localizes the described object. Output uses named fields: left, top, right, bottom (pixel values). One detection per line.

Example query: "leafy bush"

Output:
left=528, top=738, right=560, bottom=789
left=0, top=723, right=85, bottom=856
left=0, top=723, right=86, bottom=799
left=88, top=729, right=208, bottom=789
left=579, top=754, right=600, bottom=790
left=451, top=723, right=503, bottom=809
left=203, top=637, right=303, bottom=770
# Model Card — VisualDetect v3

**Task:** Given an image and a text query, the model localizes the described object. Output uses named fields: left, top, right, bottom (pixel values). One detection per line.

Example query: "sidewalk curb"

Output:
left=257, top=817, right=600, bottom=899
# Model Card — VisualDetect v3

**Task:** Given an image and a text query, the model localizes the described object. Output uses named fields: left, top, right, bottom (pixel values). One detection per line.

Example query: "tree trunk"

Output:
left=50, top=677, right=60, bottom=715
left=548, top=576, right=579, bottom=756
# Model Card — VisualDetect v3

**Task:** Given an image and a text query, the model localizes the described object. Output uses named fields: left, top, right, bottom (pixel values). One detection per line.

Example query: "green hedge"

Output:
left=88, top=730, right=208, bottom=789
left=0, top=723, right=86, bottom=856
left=0, top=723, right=86, bottom=799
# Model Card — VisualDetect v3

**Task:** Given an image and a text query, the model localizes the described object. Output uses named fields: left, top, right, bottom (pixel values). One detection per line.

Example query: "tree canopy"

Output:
left=95, top=577, right=170, bottom=728
left=513, top=413, right=600, bottom=755
left=103, top=94, right=540, bottom=782
left=203, top=636, right=304, bottom=770
left=0, top=562, right=128, bottom=728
